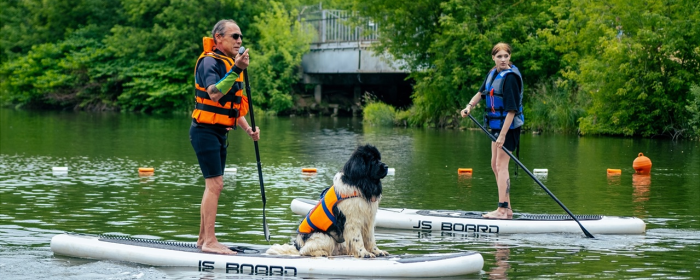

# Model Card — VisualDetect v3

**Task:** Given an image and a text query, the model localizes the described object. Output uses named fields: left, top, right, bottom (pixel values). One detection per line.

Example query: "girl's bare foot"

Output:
left=483, top=208, right=511, bottom=219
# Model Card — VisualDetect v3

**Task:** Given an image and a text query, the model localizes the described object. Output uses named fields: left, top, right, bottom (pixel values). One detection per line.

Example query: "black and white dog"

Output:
left=267, top=144, right=389, bottom=258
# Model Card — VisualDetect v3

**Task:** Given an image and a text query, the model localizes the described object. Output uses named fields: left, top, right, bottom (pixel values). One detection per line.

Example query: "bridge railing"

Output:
left=300, top=9, right=379, bottom=44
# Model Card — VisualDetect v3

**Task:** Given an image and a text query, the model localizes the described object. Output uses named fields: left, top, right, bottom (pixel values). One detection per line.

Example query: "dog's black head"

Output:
left=341, top=144, right=388, bottom=201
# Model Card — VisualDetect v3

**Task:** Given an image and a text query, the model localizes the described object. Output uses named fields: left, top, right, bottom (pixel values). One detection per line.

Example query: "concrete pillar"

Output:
left=314, top=84, right=322, bottom=104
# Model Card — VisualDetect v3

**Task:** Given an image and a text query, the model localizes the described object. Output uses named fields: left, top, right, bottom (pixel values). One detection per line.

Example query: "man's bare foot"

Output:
left=198, top=239, right=231, bottom=250
left=483, top=208, right=511, bottom=219
left=201, top=242, right=236, bottom=255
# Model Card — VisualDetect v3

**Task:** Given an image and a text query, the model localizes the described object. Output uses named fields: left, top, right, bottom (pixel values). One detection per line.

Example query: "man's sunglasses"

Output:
left=223, top=33, right=243, bottom=40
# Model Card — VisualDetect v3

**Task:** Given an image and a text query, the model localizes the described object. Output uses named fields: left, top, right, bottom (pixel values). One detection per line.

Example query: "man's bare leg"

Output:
left=198, top=175, right=235, bottom=254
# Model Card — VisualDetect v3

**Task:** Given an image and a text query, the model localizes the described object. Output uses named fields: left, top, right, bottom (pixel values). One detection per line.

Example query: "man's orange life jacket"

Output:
left=298, top=185, right=358, bottom=234
left=191, top=37, right=248, bottom=127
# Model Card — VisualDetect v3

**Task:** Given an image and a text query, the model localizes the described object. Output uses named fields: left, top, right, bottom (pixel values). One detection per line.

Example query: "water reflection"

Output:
left=632, top=174, right=651, bottom=216
left=489, top=243, right=511, bottom=280
left=301, top=172, right=318, bottom=181
left=458, top=172, right=473, bottom=188
left=607, top=173, right=621, bottom=186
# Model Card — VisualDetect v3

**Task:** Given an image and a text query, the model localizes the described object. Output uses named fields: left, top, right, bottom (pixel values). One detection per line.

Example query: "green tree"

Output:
left=0, top=28, right=117, bottom=109
left=1, top=0, right=314, bottom=114
left=686, top=84, right=700, bottom=139
left=249, top=1, right=314, bottom=114
left=352, top=0, right=560, bottom=127
left=0, top=0, right=121, bottom=61
left=552, top=0, right=700, bottom=137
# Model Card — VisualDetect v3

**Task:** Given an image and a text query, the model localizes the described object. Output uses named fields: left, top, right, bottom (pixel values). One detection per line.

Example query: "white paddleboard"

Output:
left=50, top=233, right=483, bottom=277
left=291, top=198, right=646, bottom=235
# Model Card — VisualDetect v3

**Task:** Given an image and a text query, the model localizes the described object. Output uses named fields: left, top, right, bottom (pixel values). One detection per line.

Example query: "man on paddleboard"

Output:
left=189, top=19, right=259, bottom=254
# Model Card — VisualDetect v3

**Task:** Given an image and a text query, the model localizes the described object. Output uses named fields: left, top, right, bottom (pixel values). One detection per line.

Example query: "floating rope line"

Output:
left=517, top=214, right=603, bottom=221
left=415, top=211, right=603, bottom=221
left=97, top=233, right=197, bottom=248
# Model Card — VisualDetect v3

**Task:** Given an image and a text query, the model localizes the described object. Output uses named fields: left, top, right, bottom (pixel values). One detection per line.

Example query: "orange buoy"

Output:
left=302, top=168, right=317, bottom=173
left=633, top=153, right=652, bottom=175
left=607, top=168, right=621, bottom=175
left=458, top=168, right=473, bottom=174
left=138, top=167, right=154, bottom=176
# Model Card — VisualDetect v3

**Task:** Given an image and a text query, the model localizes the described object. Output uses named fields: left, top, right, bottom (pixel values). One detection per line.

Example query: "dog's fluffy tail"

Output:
left=265, top=244, right=299, bottom=255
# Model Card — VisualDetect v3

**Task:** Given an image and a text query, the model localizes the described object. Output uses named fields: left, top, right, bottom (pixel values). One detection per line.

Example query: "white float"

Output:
left=224, top=167, right=237, bottom=173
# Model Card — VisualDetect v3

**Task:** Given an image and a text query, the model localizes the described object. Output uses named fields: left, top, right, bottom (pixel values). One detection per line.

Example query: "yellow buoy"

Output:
left=633, top=153, right=652, bottom=175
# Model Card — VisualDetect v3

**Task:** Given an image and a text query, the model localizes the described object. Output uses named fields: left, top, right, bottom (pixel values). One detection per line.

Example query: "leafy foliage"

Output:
left=249, top=1, right=314, bottom=114
left=686, top=84, right=700, bottom=139
left=2, top=0, right=699, bottom=138
left=363, top=100, right=396, bottom=126
left=1, top=0, right=312, bottom=114
left=526, top=78, right=586, bottom=133
left=0, top=29, right=117, bottom=110
left=353, top=0, right=700, bottom=138
left=352, top=0, right=562, bottom=127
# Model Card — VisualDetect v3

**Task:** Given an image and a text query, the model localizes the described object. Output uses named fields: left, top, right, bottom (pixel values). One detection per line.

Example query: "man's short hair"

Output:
left=212, top=19, right=237, bottom=44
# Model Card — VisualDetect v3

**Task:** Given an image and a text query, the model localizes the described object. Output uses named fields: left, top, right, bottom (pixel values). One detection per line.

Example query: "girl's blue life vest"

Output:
left=481, top=65, right=524, bottom=130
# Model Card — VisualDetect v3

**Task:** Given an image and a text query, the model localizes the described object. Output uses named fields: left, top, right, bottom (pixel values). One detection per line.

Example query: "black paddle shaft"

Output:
left=242, top=67, right=270, bottom=242
left=467, top=114, right=595, bottom=238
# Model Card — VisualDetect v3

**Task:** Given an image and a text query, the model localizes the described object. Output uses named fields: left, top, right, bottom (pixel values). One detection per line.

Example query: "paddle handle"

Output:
left=467, top=114, right=594, bottom=238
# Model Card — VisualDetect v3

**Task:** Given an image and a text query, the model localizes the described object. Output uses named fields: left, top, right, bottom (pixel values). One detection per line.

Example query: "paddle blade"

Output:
left=263, top=209, right=270, bottom=242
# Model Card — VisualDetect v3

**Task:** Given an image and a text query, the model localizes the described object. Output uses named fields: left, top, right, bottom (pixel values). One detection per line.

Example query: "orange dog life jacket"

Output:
left=298, top=185, right=358, bottom=234
left=191, top=37, right=249, bottom=127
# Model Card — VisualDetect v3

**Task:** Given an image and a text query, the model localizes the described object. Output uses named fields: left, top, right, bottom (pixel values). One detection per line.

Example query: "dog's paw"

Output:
left=299, top=247, right=332, bottom=257
left=354, top=248, right=376, bottom=258
left=371, top=248, right=389, bottom=257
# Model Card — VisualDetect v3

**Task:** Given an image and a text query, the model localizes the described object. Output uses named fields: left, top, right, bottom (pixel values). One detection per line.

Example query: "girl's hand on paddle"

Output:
left=461, top=103, right=474, bottom=118
left=246, top=126, right=260, bottom=141
left=460, top=107, right=471, bottom=118
left=495, top=134, right=505, bottom=149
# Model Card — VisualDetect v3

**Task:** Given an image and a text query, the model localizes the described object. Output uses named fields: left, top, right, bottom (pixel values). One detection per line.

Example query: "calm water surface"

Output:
left=1, top=108, right=699, bottom=279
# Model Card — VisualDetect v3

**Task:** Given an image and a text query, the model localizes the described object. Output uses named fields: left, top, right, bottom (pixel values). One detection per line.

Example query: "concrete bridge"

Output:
left=298, top=7, right=412, bottom=114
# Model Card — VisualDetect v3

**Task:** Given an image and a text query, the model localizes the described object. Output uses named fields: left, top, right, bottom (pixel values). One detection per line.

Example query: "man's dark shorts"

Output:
left=190, top=120, right=228, bottom=178
left=491, top=127, right=521, bottom=152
